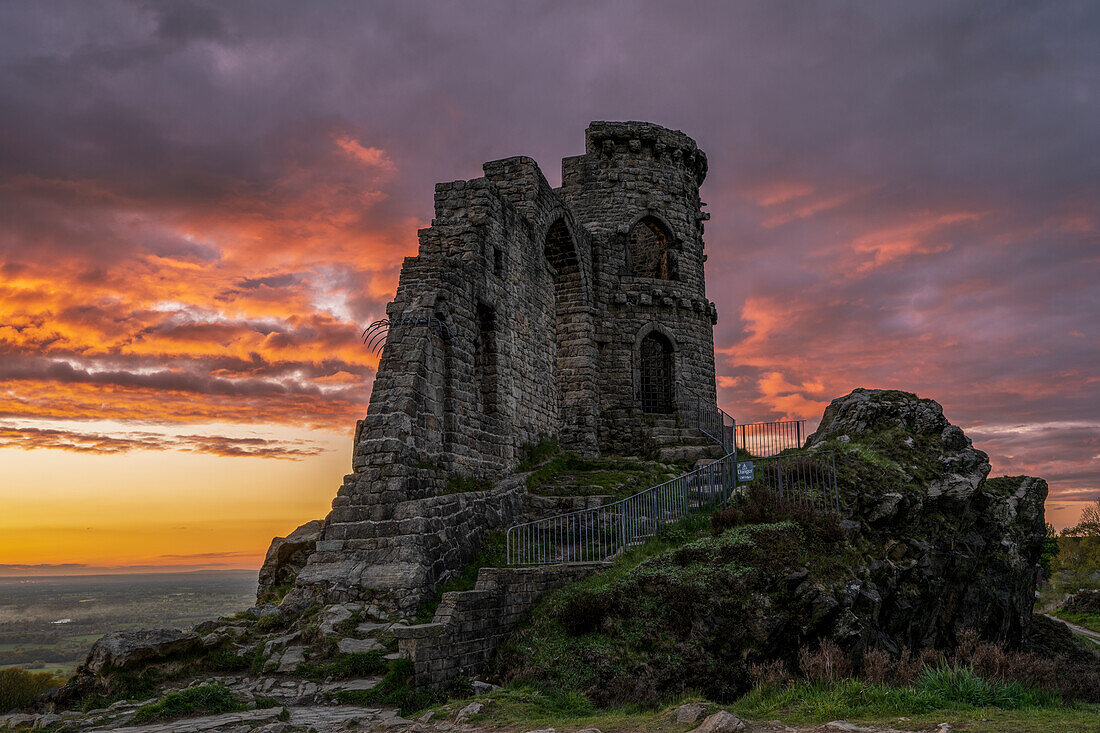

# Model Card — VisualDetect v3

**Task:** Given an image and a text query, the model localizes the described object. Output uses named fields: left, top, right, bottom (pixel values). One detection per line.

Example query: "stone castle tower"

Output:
left=291, top=122, right=719, bottom=612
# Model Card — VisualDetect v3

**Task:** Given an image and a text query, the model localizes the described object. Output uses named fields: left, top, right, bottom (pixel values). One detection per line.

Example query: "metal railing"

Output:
left=679, top=388, right=736, bottom=453
left=506, top=451, right=737, bottom=566
left=505, top=449, right=840, bottom=566
left=736, top=420, right=807, bottom=457
left=733, top=450, right=841, bottom=514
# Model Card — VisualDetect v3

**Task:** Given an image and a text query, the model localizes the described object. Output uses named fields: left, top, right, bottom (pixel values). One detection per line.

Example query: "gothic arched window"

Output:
left=628, top=216, right=676, bottom=280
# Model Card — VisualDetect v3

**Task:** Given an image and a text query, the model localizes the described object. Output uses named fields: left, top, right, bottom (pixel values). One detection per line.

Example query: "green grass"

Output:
left=0, top=667, right=65, bottom=712
left=330, top=659, right=448, bottom=715
left=440, top=679, right=1099, bottom=733
left=443, top=474, right=493, bottom=494
left=257, top=582, right=294, bottom=605
left=1052, top=610, right=1100, bottom=634
left=415, top=531, right=507, bottom=623
left=518, top=435, right=561, bottom=472
left=131, top=684, right=245, bottom=724
left=295, top=651, right=389, bottom=681
left=524, top=453, right=677, bottom=497
left=732, top=669, right=1072, bottom=726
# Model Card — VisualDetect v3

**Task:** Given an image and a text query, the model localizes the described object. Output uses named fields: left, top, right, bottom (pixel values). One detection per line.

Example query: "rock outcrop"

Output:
left=53, top=629, right=203, bottom=704
left=1060, top=589, right=1100, bottom=615
left=806, top=388, right=1048, bottom=650
left=502, top=388, right=1054, bottom=704
left=256, top=519, right=324, bottom=603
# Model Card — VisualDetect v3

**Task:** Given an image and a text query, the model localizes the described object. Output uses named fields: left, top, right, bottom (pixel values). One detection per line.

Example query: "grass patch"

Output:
left=131, top=684, right=244, bottom=724
left=735, top=666, right=1063, bottom=722
left=524, top=453, right=677, bottom=497
left=416, top=531, right=507, bottom=623
left=1052, top=610, right=1100, bottom=634
left=0, top=667, right=65, bottom=711
left=257, top=582, right=294, bottom=606
left=331, top=659, right=449, bottom=715
left=443, top=474, right=493, bottom=494
left=296, top=651, right=389, bottom=681
left=518, top=435, right=561, bottom=471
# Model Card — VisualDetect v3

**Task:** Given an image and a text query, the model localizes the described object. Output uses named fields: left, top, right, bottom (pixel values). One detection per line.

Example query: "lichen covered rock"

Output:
left=807, top=389, right=1047, bottom=650
left=501, top=388, right=1053, bottom=704
left=257, top=519, right=324, bottom=603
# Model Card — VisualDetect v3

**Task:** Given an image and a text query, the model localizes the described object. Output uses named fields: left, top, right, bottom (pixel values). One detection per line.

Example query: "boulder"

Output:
left=674, top=702, right=707, bottom=724
left=1062, top=589, right=1100, bottom=615
left=689, top=711, right=746, bottom=733
left=257, top=519, right=324, bottom=603
left=82, top=629, right=200, bottom=675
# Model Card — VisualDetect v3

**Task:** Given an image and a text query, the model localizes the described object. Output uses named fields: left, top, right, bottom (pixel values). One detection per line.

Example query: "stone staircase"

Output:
left=645, top=415, right=727, bottom=464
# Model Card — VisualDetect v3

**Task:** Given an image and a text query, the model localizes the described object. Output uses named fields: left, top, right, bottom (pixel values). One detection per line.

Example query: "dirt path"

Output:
left=1044, top=613, right=1100, bottom=646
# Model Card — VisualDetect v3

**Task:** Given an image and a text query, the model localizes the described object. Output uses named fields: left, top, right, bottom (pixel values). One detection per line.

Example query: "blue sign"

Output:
left=737, top=461, right=754, bottom=482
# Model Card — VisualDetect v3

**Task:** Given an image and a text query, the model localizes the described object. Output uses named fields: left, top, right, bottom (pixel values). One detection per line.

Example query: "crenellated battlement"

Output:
left=583, top=120, right=708, bottom=185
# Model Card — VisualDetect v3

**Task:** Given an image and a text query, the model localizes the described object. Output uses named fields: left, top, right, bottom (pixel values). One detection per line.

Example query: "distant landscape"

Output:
left=0, top=571, right=256, bottom=677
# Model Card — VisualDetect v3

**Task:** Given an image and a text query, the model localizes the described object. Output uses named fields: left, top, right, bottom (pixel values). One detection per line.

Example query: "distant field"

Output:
left=0, top=571, right=256, bottom=677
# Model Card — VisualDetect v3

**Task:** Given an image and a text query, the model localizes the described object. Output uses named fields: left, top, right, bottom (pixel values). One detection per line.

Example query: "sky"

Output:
left=0, top=0, right=1097, bottom=574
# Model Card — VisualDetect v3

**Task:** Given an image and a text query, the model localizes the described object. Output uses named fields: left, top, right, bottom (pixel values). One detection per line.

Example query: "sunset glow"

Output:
left=1, top=1, right=1097, bottom=573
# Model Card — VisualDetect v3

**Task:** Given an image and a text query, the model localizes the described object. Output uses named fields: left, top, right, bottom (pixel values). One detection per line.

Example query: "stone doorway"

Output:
left=639, top=332, right=674, bottom=414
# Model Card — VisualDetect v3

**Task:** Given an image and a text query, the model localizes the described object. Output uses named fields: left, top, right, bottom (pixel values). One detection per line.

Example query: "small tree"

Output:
left=1064, top=499, right=1100, bottom=537
left=1039, top=522, right=1060, bottom=577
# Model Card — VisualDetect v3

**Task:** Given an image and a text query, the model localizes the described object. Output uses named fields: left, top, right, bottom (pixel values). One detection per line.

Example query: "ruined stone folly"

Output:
left=286, top=122, right=720, bottom=613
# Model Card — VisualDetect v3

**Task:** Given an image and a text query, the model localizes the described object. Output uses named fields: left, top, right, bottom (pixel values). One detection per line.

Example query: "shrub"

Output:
left=913, top=664, right=1062, bottom=709
left=518, top=435, right=560, bottom=471
left=798, top=640, right=850, bottom=683
left=0, top=668, right=64, bottom=712
left=132, top=684, right=244, bottom=723
left=712, top=484, right=843, bottom=543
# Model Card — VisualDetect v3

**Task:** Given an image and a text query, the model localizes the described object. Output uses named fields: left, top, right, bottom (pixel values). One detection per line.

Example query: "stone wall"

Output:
left=290, top=121, right=719, bottom=613
left=393, top=563, right=608, bottom=686
left=293, top=477, right=529, bottom=615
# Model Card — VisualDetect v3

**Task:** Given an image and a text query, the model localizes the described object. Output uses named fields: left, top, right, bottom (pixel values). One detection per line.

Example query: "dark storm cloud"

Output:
left=0, top=1, right=1097, bottom=510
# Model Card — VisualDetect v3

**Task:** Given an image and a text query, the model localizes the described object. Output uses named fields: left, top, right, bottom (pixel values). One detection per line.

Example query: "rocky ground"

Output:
left=0, top=699, right=984, bottom=733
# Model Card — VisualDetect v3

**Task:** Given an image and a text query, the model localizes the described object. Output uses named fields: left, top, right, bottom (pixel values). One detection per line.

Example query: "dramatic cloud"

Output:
left=0, top=0, right=1096, bottom=570
left=0, top=424, right=325, bottom=459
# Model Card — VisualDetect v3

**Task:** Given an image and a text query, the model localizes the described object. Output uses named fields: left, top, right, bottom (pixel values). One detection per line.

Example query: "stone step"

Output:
left=657, top=444, right=725, bottom=463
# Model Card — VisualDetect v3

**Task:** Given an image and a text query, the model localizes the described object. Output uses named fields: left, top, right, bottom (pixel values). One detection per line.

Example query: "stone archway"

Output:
left=544, top=217, right=597, bottom=450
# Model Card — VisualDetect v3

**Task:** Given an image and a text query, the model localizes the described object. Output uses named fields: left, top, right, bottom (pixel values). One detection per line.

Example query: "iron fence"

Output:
left=736, top=420, right=807, bottom=457
left=733, top=450, right=841, bottom=514
left=679, top=389, right=736, bottom=453
left=505, top=449, right=840, bottom=566
left=506, top=451, right=737, bottom=566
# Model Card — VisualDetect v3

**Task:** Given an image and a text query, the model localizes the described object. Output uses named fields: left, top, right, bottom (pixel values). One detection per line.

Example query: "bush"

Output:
left=0, top=668, right=64, bottom=712
left=797, top=640, right=850, bottom=683
left=132, top=684, right=244, bottom=723
left=518, top=435, right=560, bottom=471
left=712, top=483, right=843, bottom=543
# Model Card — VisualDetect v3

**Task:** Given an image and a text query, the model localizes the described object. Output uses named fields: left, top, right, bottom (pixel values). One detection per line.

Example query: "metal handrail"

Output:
left=506, top=450, right=737, bottom=565
left=736, top=419, right=807, bottom=457
left=679, top=386, right=736, bottom=453
left=505, top=388, right=836, bottom=566
left=505, top=448, right=841, bottom=566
